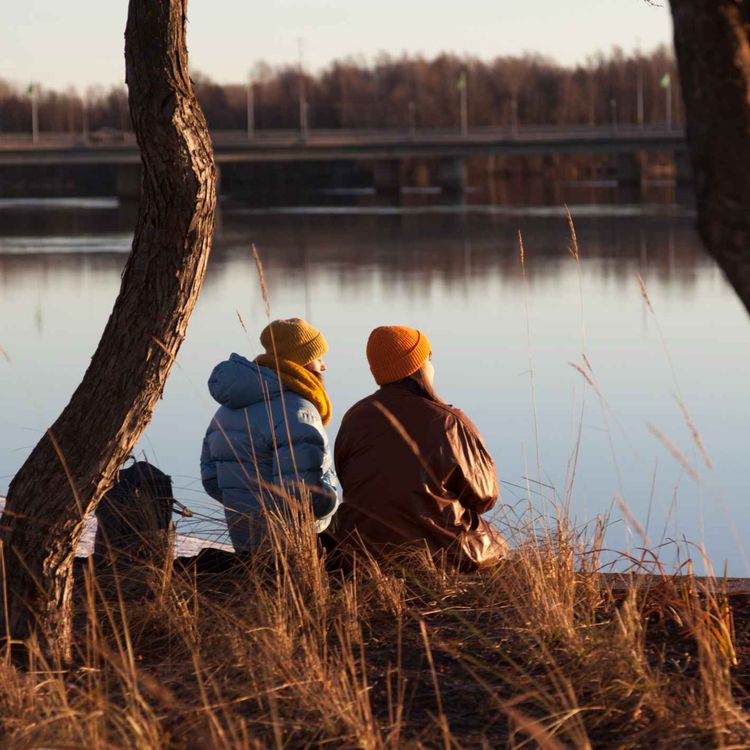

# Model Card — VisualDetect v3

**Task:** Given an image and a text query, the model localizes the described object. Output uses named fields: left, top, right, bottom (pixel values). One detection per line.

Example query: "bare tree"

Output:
left=0, top=0, right=216, bottom=660
left=670, top=0, right=750, bottom=314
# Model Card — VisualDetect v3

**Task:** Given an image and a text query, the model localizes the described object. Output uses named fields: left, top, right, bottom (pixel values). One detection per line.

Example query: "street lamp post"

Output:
left=636, top=37, right=644, bottom=130
left=81, top=92, right=89, bottom=142
left=637, top=66, right=644, bottom=130
left=297, top=38, right=308, bottom=140
left=302, top=99, right=309, bottom=138
left=246, top=73, right=254, bottom=140
left=29, top=83, right=39, bottom=144
left=458, top=71, right=468, bottom=136
left=659, top=72, right=673, bottom=131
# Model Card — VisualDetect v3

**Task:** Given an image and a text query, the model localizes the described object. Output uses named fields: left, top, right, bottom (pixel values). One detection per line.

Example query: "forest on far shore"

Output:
left=0, top=46, right=681, bottom=134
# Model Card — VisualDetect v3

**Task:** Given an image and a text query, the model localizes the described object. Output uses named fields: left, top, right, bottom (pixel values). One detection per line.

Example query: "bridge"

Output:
left=0, top=126, right=688, bottom=199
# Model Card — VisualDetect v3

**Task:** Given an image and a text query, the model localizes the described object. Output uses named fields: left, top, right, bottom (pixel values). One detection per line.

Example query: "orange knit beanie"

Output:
left=260, top=318, right=328, bottom=365
left=366, top=326, right=431, bottom=385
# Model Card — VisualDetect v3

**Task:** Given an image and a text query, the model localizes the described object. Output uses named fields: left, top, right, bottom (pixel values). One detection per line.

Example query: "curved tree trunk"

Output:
left=670, top=0, right=750, bottom=315
left=0, top=0, right=215, bottom=660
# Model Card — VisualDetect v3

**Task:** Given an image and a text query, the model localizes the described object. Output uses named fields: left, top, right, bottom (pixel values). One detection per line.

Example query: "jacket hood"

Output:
left=208, top=353, right=282, bottom=409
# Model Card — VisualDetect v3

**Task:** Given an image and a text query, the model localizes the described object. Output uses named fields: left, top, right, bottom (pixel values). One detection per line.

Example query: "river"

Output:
left=1, top=190, right=748, bottom=573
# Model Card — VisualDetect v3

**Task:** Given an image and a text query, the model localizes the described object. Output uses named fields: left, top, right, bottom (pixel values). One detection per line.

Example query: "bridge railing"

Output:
left=0, top=123, right=684, bottom=151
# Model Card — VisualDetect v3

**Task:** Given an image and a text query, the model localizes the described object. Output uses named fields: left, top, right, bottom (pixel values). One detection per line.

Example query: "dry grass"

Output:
left=1, top=494, right=749, bottom=749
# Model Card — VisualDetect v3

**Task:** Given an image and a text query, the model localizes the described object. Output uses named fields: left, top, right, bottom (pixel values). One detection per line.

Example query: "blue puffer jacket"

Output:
left=200, top=353, right=339, bottom=550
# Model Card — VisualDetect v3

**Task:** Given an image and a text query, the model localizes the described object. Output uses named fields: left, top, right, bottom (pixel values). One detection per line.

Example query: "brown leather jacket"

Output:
left=331, top=380, right=507, bottom=570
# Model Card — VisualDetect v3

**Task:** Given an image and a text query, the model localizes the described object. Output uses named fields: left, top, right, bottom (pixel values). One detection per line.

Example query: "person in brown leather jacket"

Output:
left=330, top=325, right=507, bottom=570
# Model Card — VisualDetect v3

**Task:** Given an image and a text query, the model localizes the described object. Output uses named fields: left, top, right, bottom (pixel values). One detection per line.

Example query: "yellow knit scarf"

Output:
left=255, top=354, right=332, bottom=426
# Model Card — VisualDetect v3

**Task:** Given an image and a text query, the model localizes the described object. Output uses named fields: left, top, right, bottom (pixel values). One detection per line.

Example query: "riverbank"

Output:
left=0, top=496, right=232, bottom=558
left=2, top=511, right=749, bottom=749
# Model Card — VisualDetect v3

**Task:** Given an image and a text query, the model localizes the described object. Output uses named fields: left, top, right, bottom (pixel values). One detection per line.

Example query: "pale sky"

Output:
left=2, top=0, right=673, bottom=91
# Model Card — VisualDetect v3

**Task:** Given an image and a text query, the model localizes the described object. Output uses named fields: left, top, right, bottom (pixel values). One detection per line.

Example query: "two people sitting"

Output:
left=200, top=318, right=506, bottom=570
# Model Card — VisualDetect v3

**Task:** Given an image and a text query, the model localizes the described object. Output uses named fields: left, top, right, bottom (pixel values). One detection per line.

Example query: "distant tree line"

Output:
left=0, top=47, right=680, bottom=134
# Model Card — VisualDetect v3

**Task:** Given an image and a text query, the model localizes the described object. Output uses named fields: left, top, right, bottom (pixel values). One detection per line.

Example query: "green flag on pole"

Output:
left=456, top=72, right=466, bottom=91
left=26, top=83, right=34, bottom=96
left=660, top=73, right=671, bottom=88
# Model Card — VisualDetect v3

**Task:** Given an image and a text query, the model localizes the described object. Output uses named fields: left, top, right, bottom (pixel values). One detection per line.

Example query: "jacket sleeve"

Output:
left=441, top=411, right=499, bottom=515
left=271, top=409, right=339, bottom=520
left=320, top=463, right=340, bottom=499
left=314, top=465, right=341, bottom=533
left=200, top=433, right=223, bottom=502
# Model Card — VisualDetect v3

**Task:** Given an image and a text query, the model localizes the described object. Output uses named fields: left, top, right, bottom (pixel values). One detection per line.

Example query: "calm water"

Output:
left=1, top=195, right=749, bottom=573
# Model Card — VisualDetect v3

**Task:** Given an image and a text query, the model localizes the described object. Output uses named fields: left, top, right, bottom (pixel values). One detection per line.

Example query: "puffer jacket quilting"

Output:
left=200, top=353, right=339, bottom=548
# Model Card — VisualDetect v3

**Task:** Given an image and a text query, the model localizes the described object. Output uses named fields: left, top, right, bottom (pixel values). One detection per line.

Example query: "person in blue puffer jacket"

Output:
left=200, top=318, right=340, bottom=551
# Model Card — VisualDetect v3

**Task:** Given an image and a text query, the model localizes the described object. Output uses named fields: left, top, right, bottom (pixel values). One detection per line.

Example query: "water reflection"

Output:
left=209, top=209, right=706, bottom=293
left=0, top=205, right=708, bottom=293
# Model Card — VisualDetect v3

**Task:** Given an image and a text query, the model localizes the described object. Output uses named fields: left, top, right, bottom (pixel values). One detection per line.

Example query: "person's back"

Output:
left=201, top=318, right=339, bottom=551
left=331, top=326, right=506, bottom=570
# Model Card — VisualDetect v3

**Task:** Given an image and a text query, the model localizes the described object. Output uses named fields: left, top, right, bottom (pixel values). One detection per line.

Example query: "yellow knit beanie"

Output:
left=366, top=325, right=431, bottom=385
left=260, top=318, right=328, bottom=365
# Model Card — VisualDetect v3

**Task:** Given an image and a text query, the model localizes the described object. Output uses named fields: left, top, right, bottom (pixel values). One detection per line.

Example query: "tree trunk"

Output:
left=670, top=0, right=750, bottom=315
left=0, top=0, right=215, bottom=661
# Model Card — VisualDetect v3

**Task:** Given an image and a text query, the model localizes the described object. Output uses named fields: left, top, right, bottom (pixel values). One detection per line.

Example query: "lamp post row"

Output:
left=239, top=69, right=672, bottom=140
left=23, top=69, right=674, bottom=142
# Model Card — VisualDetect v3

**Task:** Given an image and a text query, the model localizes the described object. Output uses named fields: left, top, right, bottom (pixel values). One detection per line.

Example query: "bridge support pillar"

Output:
left=616, top=153, right=642, bottom=186
left=674, top=150, right=694, bottom=207
left=438, top=158, right=466, bottom=194
left=674, top=150, right=692, bottom=184
left=115, top=163, right=141, bottom=202
left=614, top=152, right=642, bottom=202
left=373, top=160, right=401, bottom=194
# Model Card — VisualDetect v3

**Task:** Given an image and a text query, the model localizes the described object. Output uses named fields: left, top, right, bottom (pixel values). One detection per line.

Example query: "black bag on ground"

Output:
left=94, top=460, right=175, bottom=576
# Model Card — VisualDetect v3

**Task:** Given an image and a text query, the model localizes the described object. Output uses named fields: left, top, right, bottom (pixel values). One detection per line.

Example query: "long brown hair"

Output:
left=397, top=366, right=444, bottom=404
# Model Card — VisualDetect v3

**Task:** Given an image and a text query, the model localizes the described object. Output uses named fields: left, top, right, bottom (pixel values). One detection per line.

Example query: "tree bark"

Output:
left=0, top=0, right=215, bottom=660
left=670, top=0, right=750, bottom=315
